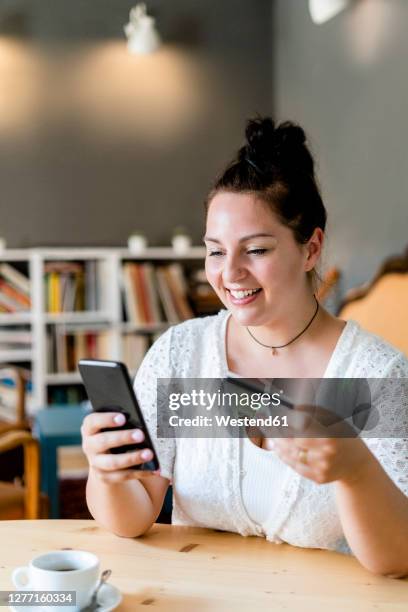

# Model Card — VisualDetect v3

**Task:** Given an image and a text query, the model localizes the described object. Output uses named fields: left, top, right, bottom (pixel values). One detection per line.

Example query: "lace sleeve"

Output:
left=365, top=354, right=408, bottom=497
left=133, top=328, right=176, bottom=481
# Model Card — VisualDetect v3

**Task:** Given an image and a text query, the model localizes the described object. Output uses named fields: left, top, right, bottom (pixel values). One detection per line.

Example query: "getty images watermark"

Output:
left=156, top=377, right=408, bottom=439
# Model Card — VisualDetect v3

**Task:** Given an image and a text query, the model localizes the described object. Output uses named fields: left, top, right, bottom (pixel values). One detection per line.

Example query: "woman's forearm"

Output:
left=335, top=454, right=408, bottom=577
left=86, top=468, right=156, bottom=537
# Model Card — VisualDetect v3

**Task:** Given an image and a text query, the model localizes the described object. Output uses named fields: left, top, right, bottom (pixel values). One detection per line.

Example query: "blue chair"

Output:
left=33, top=404, right=87, bottom=518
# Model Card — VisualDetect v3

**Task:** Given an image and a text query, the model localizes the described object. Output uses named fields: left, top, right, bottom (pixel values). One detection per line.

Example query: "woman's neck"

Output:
left=226, top=307, right=345, bottom=379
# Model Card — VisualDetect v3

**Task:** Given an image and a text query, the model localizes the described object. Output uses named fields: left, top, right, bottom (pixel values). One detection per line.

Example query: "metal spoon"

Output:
left=82, top=569, right=112, bottom=612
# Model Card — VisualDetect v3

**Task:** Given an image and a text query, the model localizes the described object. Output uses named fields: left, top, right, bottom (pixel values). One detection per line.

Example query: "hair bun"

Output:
left=245, top=117, right=276, bottom=159
left=244, top=117, right=311, bottom=174
left=274, top=121, right=307, bottom=149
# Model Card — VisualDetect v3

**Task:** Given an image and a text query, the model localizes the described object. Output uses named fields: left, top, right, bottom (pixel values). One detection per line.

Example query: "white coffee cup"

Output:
left=12, top=550, right=100, bottom=612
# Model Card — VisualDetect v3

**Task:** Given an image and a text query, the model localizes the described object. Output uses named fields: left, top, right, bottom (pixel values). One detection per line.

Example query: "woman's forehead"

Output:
left=206, top=191, right=280, bottom=230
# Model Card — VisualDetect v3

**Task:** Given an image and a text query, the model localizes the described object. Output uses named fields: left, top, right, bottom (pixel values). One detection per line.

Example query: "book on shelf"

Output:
left=44, top=261, right=99, bottom=313
left=164, top=264, right=194, bottom=320
left=0, top=262, right=30, bottom=294
left=0, top=290, right=29, bottom=313
left=48, top=325, right=113, bottom=373
left=0, top=263, right=31, bottom=312
left=85, top=260, right=99, bottom=311
left=122, top=263, right=140, bottom=324
left=143, top=263, right=163, bottom=323
left=155, top=266, right=179, bottom=323
left=121, top=262, right=194, bottom=325
left=0, top=327, right=32, bottom=351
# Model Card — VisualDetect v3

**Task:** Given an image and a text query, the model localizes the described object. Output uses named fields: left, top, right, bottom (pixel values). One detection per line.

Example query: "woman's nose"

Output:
left=222, top=256, right=247, bottom=284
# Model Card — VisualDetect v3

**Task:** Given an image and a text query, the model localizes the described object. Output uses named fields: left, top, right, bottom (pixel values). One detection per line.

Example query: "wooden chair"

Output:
left=338, top=246, right=408, bottom=355
left=0, top=365, right=30, bottom=434
left=0, top=365, right=31, bottom=484
left=0, top=429, right=48, bottom=519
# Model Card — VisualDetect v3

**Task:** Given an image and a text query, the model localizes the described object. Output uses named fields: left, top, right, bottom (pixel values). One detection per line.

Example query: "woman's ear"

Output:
left=305, top=227, right=324, bottom=271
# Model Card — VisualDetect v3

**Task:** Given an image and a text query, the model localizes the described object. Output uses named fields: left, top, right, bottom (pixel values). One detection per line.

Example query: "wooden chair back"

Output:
left=338, top=247, right=408, bottom=355
left=0, top=430, right=48, bottom=519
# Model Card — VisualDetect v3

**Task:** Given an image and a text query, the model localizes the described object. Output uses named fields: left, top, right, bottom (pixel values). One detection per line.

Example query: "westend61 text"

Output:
left=168, top=414, right=289, bottom=427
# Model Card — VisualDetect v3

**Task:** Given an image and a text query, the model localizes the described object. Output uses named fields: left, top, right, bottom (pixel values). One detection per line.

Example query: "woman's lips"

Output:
left=226, top=288, right=262, bottom=306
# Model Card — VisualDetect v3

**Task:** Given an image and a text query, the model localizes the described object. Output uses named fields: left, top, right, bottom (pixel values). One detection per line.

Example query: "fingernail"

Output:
left=114, top=414, right=126, bottom=425
left=141, top=449, right=153, bottom=460
left=132, top=430, right=144, bottom=442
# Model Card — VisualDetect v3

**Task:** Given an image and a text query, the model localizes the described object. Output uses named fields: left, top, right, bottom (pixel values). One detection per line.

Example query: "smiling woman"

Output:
left=82, top=117, right=408, bottom=578
left=204, top=192, right=323, bottom=340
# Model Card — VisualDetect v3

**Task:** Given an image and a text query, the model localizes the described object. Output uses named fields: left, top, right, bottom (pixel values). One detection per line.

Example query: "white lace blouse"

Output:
left=133, top=309, right=408, bottom=554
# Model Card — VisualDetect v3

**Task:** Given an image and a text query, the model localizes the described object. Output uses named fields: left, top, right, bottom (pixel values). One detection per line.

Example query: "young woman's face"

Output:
left=204, top=191, right=319, bottom=327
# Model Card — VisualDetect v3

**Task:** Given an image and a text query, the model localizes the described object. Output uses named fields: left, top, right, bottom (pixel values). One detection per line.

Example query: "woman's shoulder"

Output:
left=164, top=310, right=229, bottom=376
left=145, top=309, right=229, bottom=377
left=335, top=319, right=408, bottom=376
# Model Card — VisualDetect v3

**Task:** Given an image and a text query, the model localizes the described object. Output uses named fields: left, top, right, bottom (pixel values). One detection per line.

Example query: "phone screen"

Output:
left=78, top=359, right=159, bottom=471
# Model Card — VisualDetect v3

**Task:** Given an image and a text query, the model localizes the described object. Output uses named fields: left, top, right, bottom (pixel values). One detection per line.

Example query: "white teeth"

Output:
left=229, top=288, right=260, bottom=299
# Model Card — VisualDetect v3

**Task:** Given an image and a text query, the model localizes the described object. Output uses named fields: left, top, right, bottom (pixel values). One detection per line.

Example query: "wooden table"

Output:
left=0, top=520, right=407, bottom=611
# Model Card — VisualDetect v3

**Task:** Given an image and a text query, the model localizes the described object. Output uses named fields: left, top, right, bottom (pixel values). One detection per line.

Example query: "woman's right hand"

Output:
left=81, top=412, right=158, bottom=484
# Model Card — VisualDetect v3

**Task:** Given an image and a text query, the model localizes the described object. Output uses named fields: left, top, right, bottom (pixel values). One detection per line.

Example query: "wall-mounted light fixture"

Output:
left=124, top=3, right=161, bottom=55
left=309, top=0, right=351, bottom=25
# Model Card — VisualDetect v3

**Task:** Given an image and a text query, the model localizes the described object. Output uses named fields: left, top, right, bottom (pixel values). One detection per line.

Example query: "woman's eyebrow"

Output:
left=203, top=233, right=276, bottom=243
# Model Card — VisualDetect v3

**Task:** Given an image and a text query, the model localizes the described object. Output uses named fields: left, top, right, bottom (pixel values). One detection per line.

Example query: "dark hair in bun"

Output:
left=205, top=117, right=327, bottom=245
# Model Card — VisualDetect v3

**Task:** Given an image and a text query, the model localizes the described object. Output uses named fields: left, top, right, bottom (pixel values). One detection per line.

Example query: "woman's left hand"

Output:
left=262, top=406, right=375, bottom=486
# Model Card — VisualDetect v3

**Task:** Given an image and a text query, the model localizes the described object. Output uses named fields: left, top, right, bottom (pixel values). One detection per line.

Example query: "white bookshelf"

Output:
left=0, top=313, right=32, bottom=325
left=0, top=246, right=207, bottom=411
left=44, top=312, right=113, bottom=324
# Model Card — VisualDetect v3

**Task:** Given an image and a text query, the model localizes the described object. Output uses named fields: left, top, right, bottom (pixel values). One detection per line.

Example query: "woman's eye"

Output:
left=207, top=250, right=224, bottom=257
left=247, top=248, right=268, bottom=256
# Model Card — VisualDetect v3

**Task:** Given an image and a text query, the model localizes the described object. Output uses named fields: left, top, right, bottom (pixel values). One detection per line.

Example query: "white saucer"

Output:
left=92, top=582, right=122, bottom=611
left=9, top=582, right=122, bottom=612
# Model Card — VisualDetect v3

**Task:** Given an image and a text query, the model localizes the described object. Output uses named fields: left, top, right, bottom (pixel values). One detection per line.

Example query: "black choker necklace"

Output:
left=246, top=296, right=320, bottom=356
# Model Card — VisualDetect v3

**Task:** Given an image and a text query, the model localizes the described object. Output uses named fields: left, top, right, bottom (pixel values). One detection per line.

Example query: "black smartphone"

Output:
left=78, top=358, right=159, bottom=471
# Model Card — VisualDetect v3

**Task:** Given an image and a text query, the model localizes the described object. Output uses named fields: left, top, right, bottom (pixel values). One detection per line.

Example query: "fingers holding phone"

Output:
left=78, top=358, right=161, bottom=482
left=81, top=412, right=159, bottom=483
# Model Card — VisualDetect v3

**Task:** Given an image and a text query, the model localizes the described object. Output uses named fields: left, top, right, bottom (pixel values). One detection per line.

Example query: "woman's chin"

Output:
left=229, top=306, right=264, bottom=328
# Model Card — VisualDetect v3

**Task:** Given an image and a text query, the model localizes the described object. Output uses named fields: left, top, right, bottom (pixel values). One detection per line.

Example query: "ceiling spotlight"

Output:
left=309, top=0, right=351, bottom=25
left=124, top=3, right=161, bottom=55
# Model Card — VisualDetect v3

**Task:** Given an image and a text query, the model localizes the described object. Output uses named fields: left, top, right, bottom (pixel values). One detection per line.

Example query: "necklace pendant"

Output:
left=271, top=347, right=277, bottom=356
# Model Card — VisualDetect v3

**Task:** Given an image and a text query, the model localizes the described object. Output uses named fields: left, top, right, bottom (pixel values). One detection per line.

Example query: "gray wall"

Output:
left=0, top=0, right=272, bottom=247
left=273, top=0, right=408, bottom=291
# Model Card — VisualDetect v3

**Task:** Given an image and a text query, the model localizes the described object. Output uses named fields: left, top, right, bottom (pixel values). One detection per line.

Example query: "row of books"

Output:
left=47, top=326, right=112, bottom=373
left=1, top=260, right=220, bottom=319
left=0, top=263, right=31, bottom=313
left=45, top=261, right=100, bottom=313
left=122, top=262, right=194, bottom=325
